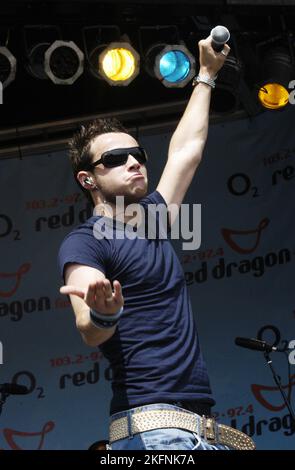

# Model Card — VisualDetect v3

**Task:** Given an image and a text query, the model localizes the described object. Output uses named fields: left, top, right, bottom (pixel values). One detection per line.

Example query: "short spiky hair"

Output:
left=68, top=117, right=128, bottom=204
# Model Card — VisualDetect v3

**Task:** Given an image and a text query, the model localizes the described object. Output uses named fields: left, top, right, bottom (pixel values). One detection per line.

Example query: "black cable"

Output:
left=283, top=349, right=294, bottom=413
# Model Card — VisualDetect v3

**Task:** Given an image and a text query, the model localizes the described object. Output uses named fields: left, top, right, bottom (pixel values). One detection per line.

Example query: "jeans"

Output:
left=110, top=403, right=232, bottom=451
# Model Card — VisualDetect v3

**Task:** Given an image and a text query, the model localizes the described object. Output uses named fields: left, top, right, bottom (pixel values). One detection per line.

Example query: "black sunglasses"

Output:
left=85, top=146, right=148, bottom=169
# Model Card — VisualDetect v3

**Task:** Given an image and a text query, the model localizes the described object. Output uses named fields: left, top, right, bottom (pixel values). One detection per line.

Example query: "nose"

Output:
left=126, top=154, right=141, bottom=171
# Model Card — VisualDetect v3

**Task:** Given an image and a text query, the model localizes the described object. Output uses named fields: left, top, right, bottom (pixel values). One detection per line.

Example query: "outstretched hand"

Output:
left=60, top=279, right=124, bottom=315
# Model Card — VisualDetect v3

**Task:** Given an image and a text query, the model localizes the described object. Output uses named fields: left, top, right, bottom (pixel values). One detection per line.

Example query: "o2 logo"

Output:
left=227, top=173, right=259, bottom=198
left=288, top=340, right=295, bottom=365
left=11, top=369, right=45, bottom=399
left=257, top=324, right=288, bottom=352
left=257, top=324, right=295, bottom=364
left=0, top=214, right=21, bottom=240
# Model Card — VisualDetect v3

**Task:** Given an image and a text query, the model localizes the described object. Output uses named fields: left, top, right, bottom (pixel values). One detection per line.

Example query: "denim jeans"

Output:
left=109, top=403, right=233, bottom=451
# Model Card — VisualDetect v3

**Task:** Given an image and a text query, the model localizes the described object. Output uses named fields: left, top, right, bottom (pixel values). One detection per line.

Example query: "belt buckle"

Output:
left=203, top=416, right=216, bottom=443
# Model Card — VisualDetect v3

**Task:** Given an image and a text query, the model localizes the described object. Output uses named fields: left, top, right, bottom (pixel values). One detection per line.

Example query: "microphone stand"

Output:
left=264, top=351, right=295, bottom=424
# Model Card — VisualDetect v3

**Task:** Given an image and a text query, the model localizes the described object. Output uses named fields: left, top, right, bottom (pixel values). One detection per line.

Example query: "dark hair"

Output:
left=68, top=117, right=128, bottom=205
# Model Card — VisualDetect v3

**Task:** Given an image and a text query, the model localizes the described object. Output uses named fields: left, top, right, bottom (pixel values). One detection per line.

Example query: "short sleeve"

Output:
left=58, top=229, right=108, bottom=282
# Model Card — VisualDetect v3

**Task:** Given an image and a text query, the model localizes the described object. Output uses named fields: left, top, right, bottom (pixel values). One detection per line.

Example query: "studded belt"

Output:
left=109, top=408, right=256, bottom=450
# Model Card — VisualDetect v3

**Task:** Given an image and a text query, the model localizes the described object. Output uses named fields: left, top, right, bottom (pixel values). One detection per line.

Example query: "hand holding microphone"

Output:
left=196, top=25, right=230, bottom=87
left=210, top=25, right=231, bottom=53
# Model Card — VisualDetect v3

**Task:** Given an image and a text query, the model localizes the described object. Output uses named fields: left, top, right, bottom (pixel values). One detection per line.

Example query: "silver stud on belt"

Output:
left=109, top=408, right=256, bottom=450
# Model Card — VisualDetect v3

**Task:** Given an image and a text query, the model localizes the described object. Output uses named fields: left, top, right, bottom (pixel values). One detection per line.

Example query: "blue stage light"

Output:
left=145, top=44, right=195, bottom=88
left=159, top=50, right=191, bottom=83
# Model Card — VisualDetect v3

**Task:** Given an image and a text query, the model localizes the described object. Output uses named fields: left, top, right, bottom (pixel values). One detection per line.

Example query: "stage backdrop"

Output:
left=0, top=105, right=295, bottom=450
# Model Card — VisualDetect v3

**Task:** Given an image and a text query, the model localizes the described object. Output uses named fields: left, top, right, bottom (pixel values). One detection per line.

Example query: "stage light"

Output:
left=97, top=42, right=140, bottom=86
left=258, top=84, right=289, bottom=110
left=44, top=40, right=84, bottom=85
left=0, top=47, right=16, bottom=88
left=27, top=40, right=84, bottom=84
left=210, top=55, right=242, bottom=114
left=258, top=47, right=294, bottom=110
left=25, top=26, right=59, bottom=80
left=145, top=44, right=195, bottom=88
left=83, top=26, right=139, bottom=85
left=26, top=42, right=51, bottom=79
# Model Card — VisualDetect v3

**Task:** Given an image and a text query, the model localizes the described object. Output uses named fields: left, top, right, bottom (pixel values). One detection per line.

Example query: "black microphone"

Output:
left=0, top=383, right=29, bottom=395
left=235, top=337, right=277, bottom=353
left=210, top=25, right=230, bottom=52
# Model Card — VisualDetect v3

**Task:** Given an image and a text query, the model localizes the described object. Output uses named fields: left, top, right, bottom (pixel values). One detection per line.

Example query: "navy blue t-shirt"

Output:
left=58, top=191, right=215, bottom=414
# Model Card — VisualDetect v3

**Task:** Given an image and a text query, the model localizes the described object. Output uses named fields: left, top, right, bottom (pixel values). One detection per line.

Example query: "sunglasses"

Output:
left=86, top=146, right=148, bottom=169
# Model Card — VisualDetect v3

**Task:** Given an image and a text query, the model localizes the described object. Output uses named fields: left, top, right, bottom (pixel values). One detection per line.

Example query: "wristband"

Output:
left=89, top=306, right=123, bottom=329
left=192, top=74, right=217, bottom=89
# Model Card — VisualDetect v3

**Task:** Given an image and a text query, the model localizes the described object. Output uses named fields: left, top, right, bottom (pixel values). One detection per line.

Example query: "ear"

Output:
left=77, top=170, right=93, bottom=189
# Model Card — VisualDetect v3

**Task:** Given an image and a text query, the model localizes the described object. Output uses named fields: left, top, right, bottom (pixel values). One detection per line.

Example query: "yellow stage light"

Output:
left=258, top=83, right=289, bottom=110
left=99, top=42, right=139, bottom=86
left=258, top=48, right=293, bottom=110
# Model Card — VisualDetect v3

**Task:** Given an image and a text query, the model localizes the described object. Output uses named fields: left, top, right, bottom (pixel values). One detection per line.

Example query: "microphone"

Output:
left=235, top=337, right=277, bottom=353
left=210, top=25, right=230, bottom=52
left=0, top=383, right=29, bottom=395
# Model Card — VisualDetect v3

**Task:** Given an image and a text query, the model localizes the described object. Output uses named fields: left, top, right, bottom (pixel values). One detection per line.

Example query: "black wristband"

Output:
left=89, top=307, right=123, bottom=329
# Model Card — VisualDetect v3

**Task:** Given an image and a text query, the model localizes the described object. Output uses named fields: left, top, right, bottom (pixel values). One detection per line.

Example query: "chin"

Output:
left=126, top=186, right=148, bottom=204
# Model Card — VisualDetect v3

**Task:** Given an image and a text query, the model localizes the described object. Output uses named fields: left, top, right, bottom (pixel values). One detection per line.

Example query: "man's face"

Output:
left=90, top=132, right=148, bottom=204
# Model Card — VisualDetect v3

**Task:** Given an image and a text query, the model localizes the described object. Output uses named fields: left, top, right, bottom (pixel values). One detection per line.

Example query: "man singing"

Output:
left=58, top=35, right=255, bottom=451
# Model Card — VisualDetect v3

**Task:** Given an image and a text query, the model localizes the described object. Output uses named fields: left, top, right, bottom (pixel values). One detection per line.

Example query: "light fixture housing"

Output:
left=44, top=40, right=84, bottom=85
left=0, top=46, right=16, bottom=88
left=258, top=47, right=294, bottom=110
left=96, top=42, right=140, bottom=86
left=145, top=43, right=195, bottom=88
left=27, top=42, right=51, bottom=79
left=210, top=55, right=242, bottom=114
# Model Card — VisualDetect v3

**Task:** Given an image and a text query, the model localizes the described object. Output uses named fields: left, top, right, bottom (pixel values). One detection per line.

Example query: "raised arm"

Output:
left=60, top=264, right=124, bottom=347
left=156, top=36, right=230, bottom=220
